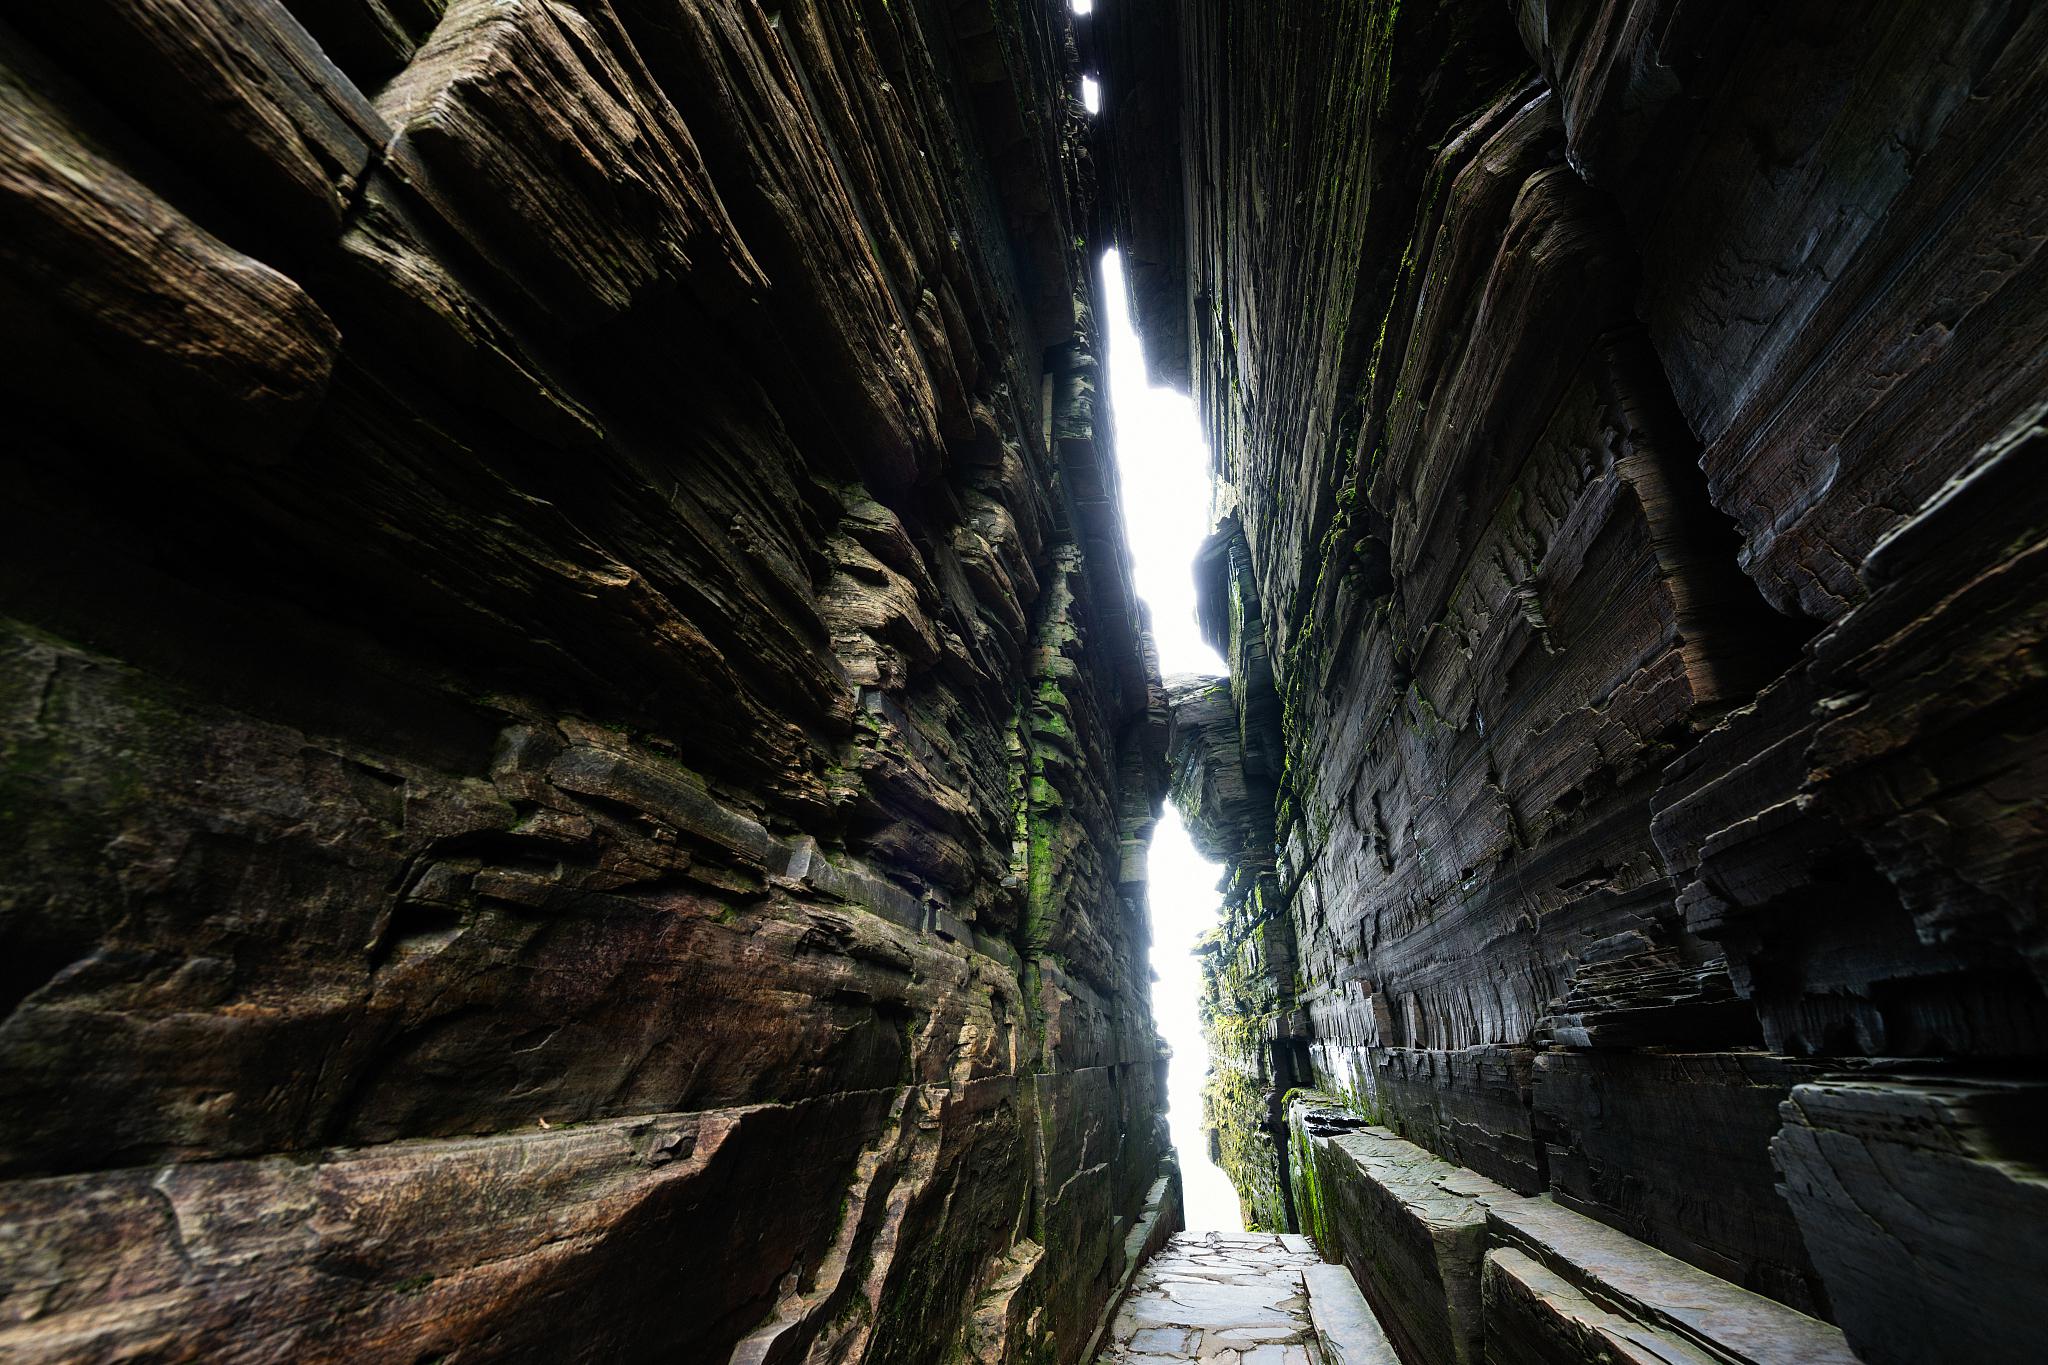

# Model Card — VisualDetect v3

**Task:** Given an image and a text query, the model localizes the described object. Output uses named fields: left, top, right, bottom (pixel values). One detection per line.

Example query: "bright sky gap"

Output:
left=1098, top=249, right=1243, bottom=1232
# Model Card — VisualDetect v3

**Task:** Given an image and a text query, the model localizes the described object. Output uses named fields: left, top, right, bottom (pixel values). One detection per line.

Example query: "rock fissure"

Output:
left=2, top=0, right=2046, bottom=1362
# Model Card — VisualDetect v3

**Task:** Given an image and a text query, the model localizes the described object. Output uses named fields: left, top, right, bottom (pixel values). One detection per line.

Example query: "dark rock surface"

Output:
left=0, top=1, right=1177, bottom=1360
left=1111, top=0, right=2048, bottom=1356
left=7, top=0, right=2046, bottom=1356
left=1774, top=1075, right=2048, bottom=1365
left=1292, top=1096, right=1856, bottom=1365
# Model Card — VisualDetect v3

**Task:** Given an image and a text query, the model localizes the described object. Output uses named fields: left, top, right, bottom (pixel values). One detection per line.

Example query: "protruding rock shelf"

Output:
left=1290, top=1096, right=1856, bottom=1365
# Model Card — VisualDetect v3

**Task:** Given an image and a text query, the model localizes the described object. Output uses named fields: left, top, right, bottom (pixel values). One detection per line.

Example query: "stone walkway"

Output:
left=1096, top=1231, right=1328, bottom=1363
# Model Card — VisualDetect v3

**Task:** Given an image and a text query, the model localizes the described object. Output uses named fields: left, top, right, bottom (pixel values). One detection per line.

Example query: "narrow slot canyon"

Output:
left=1098, top=243, right=1241, bottom=1238
left=1, top=2, right=2044, bottom=1364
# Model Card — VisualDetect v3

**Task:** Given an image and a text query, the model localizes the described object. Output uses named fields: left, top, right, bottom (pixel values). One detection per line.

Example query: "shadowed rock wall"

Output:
left=1106, top=1, right=2048, bottom=1360
left=0, top=1, right=1180, bottom=1360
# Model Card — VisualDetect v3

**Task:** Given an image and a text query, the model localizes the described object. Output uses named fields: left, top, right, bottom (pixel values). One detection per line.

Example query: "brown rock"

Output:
left=0, top=0, right=1174, bottom=1359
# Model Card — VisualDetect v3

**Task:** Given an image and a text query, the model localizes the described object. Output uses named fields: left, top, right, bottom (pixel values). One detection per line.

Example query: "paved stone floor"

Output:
left=1097, top=1231, right=1327, bottom=1363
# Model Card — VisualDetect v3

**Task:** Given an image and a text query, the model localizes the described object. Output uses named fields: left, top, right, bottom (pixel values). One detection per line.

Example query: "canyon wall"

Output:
left=0, top=2, right=1179, bottom=1360
left=1107, top=1, right=2048, bottom=1361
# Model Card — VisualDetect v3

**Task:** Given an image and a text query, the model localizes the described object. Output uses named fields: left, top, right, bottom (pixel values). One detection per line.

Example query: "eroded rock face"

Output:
left=0, top=1, right=1177, bottom=1359
left=1113, top=0, right=2048, bottom=1354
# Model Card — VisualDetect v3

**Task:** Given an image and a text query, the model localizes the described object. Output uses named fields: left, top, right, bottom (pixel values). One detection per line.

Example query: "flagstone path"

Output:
left=1095, top=1231, right=1339, bottom=1364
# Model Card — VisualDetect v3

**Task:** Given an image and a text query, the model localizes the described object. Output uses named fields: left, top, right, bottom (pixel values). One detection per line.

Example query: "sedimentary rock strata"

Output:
left=0, top=1, right=1176, bottom=1360
left=3, top=0, right=2045, bottom=1357
left=1112, top=0, right=2048, bottom=1358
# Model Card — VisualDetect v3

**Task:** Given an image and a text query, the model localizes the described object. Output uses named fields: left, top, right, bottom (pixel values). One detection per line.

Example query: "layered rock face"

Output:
left=1107, top=1, right=2048, bottom=1361
left=0, top=1, right=1179, bottom=1360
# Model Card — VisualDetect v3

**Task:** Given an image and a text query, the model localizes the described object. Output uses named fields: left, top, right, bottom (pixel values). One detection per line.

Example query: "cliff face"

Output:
left=1111, top=1, right=2048, bottom=1361
left=0, top=2, right=1178, bottom=1360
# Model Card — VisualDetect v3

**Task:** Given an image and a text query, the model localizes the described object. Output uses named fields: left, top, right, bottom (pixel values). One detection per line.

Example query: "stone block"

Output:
left=1482, top=1194, right=1854, bottom=1365
left=1481, top=1247, right=1716, bottom=1365
left=1292, top=1104, right=1503, bottom=1365
left=1304, top=1261, right=1402, bottom=1365
left=1774, top=1076, right=2048, bottom=1365
left=1532, top=1051, right=1829, bottom=1313
left=1293, top=1097, right=1854, bottom=1365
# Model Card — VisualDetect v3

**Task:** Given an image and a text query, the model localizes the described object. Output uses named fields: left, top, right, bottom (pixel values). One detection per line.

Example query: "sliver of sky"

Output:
left=1098, top=249, right=1243, bottom=1232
